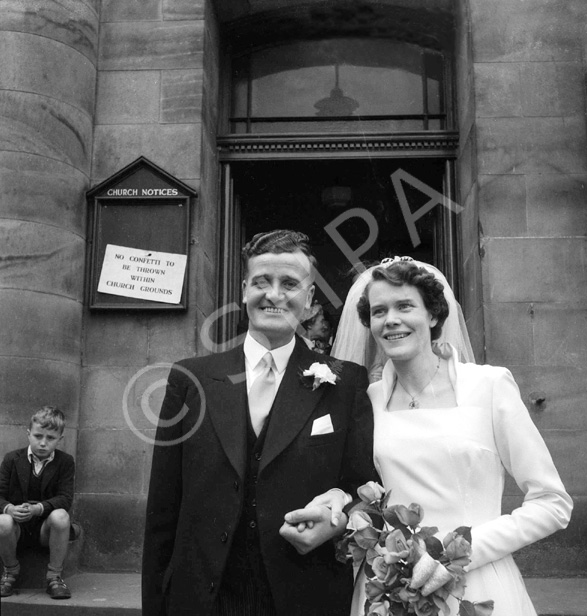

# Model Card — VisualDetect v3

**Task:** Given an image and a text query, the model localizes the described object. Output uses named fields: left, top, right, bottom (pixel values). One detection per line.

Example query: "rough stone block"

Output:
left=1, top=0, right=99, bottom=63
left=148, top=315, right=197, bottom=362
left=526, top=173, right=587, bottom=236
left=74, top=493, right=145, bottom=571
left=476, top=117, right=524, bottom=176
left=161, top=69, right=203, bottom=123
left=80, top=366, right=146, bottom=429
left=474, top=62, right=521, bottom=118
left=75, top=428, right=150, bottom=494
left=533, top=303, right=587, bottom=368
left=0, top=290, right=82, bottom=362
left=458, top=187, right=479, bottom=263
left=520, top=61, right=585, bottom=117
left=0, top=221, right=85, bottom=301
left=470, top=0, right=583, bottom=63
left=99, top=21, right=204, bottom=70
left=101, top=0, right=160, bottom=21
left=510, top=365, right=587, bottom=432
left=0, top=153, right=87, bottom=235
left=484, top=302, right=533, bottom=365
left=96, top=71, right=160, bottom=124
left=540, top=429, right=586, bottom=496
left=478, top=174, right=527, bottom=237
left=0, top=357, right=81, bottom=427
left=163, top=0, right=205, bottom=20
left=91, top=123, right=201, bottom=183
left=0, top=91, right=92, bottom=171
left=83, top=313, right=149, bottom=366
left=482, top=237, right=587, bottom=303
left=523, top=116, right=587, bottom=174
left=0, top=31, right=96, bottom=116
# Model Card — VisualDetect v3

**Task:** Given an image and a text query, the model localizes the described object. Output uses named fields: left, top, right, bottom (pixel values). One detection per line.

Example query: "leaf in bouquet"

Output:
left=459, top=601, right=476, bottom=616
left=452, top=526, right=472, bottom=544
left=350, top=543, right=369, bottom=565
left=335, top=536, right=352, bottom=564
left=422, top=535, right=443, bottom=561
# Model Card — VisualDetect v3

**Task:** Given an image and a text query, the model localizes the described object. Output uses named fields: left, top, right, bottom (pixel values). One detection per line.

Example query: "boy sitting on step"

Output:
left=0, top=406, right=75, bottom=599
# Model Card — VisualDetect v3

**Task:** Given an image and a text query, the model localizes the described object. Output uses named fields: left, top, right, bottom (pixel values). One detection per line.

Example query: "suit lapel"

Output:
left=206, top=346, right=248, bottom=480
left=15, top=449, right=31, bottom=499
left=260, top=341, right=326, bottom=473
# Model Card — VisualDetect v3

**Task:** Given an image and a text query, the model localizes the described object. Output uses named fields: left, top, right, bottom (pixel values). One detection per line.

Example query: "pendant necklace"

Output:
left=397, top=359, right=441, bottom=409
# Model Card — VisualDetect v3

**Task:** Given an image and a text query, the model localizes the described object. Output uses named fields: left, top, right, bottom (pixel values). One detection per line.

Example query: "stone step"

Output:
left=1, top=574, right=585, bottom=616
left=1, top=573, right=141, bottom=616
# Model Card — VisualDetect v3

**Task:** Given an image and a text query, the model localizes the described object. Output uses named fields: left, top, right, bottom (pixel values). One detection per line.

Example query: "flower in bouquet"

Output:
left=336, top=482, right=494, bottom=616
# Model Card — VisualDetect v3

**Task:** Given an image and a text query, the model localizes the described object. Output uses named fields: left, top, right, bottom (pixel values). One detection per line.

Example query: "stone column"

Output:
left=0, top=1, right=98, bottom=454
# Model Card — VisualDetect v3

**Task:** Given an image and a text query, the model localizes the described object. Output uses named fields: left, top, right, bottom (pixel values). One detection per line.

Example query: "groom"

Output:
left=142, top=229, right=375, bottom=616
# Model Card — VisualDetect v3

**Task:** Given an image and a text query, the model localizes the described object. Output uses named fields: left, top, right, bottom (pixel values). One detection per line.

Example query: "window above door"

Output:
left=229, top=38, right=450, bottom=135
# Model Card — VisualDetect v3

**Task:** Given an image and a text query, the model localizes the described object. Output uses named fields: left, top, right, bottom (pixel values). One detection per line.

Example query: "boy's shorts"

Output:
left=17, top=518, right=45, bottom=548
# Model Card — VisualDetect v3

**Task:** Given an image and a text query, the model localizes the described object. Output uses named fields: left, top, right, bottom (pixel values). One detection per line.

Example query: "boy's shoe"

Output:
left=1, top=568, right=19, bottom=597
left=46, top=576, right=72, bottom=599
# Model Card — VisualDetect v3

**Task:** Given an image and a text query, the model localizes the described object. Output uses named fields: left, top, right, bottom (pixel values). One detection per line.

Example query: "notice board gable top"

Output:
left=86, top=156, right=198, bottom=200
left=87, top=157, right=196, bottom=310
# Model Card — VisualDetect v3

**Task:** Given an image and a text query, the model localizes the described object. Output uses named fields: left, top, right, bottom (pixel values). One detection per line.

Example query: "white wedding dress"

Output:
left=350, top=353, right=573, bottom=616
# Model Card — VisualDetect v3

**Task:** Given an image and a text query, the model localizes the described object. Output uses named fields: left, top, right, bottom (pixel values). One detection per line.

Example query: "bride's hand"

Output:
left=279, top=504, right=348, bottom=554
left=284, top=488, right=350, bottom=531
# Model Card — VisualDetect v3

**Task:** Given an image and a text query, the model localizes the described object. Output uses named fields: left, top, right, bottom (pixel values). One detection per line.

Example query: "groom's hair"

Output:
left=356, top=261, right=449, bottom=341
left=241, top=229, right=318, bottom=275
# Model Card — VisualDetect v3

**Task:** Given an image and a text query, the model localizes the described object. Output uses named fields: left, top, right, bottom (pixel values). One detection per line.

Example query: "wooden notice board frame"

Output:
left=86, top=157, right=197, bottom=310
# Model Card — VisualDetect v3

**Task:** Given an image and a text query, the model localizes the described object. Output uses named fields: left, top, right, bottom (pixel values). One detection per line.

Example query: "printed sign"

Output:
left=97, top=244, right=187, bottom=304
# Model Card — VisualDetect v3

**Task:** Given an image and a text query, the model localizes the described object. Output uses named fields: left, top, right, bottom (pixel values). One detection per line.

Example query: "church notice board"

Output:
left=87, top=157, right=197, bottom=310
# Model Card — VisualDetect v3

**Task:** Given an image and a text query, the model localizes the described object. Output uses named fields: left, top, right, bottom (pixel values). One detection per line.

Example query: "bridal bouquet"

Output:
left=335, top=482, right=494, bottom=616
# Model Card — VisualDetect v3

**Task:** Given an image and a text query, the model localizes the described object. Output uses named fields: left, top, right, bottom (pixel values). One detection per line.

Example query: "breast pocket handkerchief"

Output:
left=311, top=414, right=334, bottom=436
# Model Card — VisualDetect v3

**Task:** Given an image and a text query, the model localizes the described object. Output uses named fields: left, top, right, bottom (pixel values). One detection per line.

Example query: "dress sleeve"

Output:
left=469, top=367, right=573, bottom=570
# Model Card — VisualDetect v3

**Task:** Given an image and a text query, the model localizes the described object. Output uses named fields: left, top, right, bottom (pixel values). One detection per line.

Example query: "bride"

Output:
left=285, top=257, right=572, bottom=616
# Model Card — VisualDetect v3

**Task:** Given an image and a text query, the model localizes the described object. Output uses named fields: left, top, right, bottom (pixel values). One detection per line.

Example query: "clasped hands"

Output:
left=279, top=489, right=349, bottom=555
left=6, top=502, right=43, bottom=523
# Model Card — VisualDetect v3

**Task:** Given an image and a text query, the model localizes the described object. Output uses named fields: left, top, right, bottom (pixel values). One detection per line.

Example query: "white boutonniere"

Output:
left=300, top=361, right=342, bottom=390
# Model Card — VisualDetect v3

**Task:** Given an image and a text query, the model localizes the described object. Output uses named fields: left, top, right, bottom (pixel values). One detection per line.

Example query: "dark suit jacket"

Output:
left=142, top=338, right=376, bottom=616
left=0, top=448, right=75, bottom=519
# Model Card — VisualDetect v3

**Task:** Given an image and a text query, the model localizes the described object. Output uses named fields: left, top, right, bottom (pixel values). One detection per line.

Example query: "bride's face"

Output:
left=368, top=281, right=437, bottom=362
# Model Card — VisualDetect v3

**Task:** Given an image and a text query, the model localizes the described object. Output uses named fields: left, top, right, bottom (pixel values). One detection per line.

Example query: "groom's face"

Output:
left=243, top=250, right=315, bottom=349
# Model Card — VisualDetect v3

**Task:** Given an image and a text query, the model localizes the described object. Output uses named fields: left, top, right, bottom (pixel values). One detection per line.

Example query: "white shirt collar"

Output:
left=27, top=445, right=55, bottom=468
left=243, top=332, right=295, bottom=375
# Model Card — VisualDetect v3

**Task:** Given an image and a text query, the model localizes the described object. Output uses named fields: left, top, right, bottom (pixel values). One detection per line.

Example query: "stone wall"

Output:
left=75, top=0, right=218, bottom=570
left=468, top=0, right=587, bottom=574
left=0, top=0, right=98, bottom=468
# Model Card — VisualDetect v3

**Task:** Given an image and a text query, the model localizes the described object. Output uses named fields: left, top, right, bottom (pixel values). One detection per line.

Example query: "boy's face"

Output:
left=27, top=422, right=63, bottom=460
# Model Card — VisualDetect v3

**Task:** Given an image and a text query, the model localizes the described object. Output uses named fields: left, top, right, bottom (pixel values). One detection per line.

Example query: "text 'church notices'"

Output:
left=98, top=244, right=187, bottom=304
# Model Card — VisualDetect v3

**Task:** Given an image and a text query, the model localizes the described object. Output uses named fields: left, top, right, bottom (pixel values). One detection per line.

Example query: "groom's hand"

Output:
left=279, top=505, right=347, bottom=555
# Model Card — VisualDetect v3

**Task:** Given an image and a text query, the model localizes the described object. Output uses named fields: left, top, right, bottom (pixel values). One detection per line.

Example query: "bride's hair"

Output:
left=356, top=261, right=449, bottom=341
